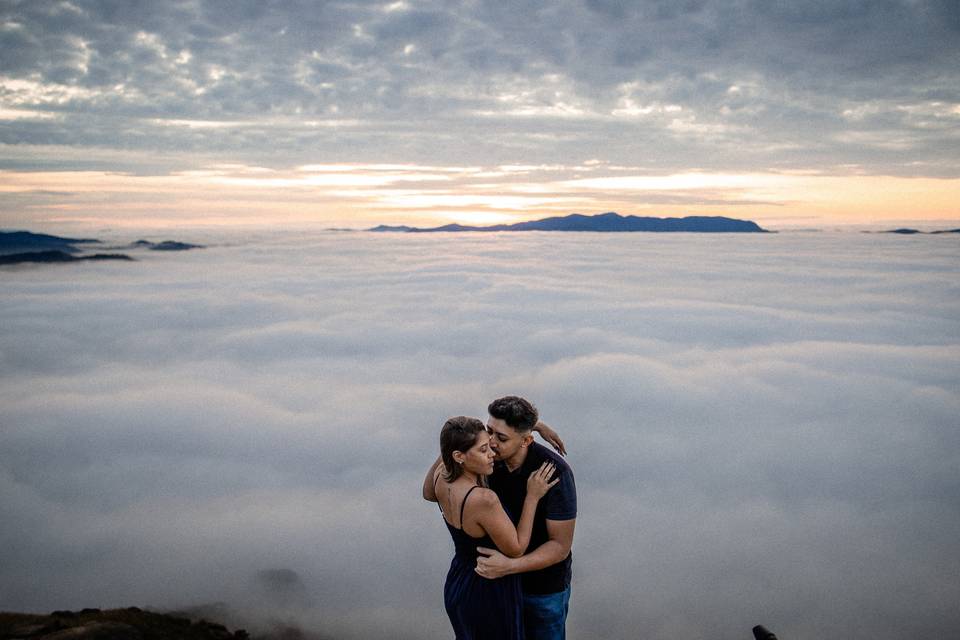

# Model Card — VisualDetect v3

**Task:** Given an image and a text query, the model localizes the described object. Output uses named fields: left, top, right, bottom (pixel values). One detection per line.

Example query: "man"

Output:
left=423, top=396, right=577, bottom=640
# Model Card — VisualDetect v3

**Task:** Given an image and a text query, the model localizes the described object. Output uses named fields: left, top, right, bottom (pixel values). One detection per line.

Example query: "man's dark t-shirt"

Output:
left=488, top=441, right=577, bottom=595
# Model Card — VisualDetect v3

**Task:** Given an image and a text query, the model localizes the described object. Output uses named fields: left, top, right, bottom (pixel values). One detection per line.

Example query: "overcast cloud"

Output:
left=1, top=230, right=958, bottom=639
left=1, top=0, right=959, bottom=174
left=2, top=1, right=959, bottom=227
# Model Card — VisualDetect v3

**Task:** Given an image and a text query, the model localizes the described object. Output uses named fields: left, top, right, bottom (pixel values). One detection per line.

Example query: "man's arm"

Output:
left=475, top=518, right=576, bottom=578
left=534, top=420, right=566, bottom=456
left=422, top=455, right=442, bottom=502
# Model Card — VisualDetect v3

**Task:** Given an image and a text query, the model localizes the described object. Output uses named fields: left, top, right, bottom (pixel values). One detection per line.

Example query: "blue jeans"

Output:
left=523, top=586, right=571, bottom=640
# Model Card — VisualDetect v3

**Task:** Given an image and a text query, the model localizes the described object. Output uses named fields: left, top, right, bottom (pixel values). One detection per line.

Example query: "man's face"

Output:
left=486, top=416, right=526, bottom=462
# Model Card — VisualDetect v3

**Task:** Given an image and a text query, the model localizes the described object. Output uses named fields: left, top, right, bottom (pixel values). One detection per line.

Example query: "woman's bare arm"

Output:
left=474, top=462, right=557, bottom=557
left=472, top=490, right=536, bottom=558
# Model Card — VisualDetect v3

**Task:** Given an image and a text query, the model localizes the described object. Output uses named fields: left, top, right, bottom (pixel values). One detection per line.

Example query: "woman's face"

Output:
left=460, top=431, right=496, bottom=476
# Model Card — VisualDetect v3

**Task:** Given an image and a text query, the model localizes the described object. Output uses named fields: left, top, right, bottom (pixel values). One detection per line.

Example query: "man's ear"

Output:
left=521, top=433, right=534, bottom=448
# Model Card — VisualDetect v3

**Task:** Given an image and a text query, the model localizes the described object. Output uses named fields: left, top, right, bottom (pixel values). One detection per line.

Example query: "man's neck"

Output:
left=503, top=443, right=531, bottom=473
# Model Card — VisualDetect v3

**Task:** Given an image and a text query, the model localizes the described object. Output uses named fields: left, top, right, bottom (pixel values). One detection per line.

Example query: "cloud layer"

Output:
left=1, top=229, right=958, bottom=639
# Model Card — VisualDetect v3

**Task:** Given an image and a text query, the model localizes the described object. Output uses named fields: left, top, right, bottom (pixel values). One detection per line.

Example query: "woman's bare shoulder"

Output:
left=467, top=487, right=499, bottom=509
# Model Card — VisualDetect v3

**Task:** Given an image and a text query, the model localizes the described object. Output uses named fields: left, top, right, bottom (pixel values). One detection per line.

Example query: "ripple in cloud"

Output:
left=1, top=230, right=958, bottom=639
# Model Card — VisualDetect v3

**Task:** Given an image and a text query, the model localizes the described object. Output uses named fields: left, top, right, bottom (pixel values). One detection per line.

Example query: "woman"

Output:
left=432, top=416, right=557, bottom=640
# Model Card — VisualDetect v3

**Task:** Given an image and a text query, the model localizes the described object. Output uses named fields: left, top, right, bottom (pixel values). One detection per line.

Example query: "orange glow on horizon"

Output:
left=2, top=165, right=959, bottom=229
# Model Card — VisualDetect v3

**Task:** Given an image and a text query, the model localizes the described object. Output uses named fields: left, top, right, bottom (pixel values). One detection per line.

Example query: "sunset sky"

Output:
left=2, top=0, right=959, bottom=229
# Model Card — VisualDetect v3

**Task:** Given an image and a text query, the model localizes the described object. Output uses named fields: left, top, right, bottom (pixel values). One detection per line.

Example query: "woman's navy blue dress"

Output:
left=442, top=485, right=524, bottom=640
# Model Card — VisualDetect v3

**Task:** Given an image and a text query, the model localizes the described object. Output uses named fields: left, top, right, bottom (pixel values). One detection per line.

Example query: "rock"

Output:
left=40, top=622, right=141, bottom=640
left=0, top=608, right=251, bottom=640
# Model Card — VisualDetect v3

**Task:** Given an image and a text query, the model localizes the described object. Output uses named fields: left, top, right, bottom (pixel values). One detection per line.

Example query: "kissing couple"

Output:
left=422, top=396, right=577, bottom=640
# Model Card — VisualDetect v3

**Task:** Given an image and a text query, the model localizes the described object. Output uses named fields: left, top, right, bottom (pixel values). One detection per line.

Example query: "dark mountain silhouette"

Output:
left=368, top=212, right=768, bottom=233
left=0, top=230, right=100, bottom=255
left=883, top=228, right=923, bottom=234
left=132, top=240, right=206, bottom=251
left=0, top=251, right=134, bottom=265
left=1, top=231, right=204, bottom=266
left=876, top=228, right=960, bottom=235
left=368, top=225, right=415, bottom=232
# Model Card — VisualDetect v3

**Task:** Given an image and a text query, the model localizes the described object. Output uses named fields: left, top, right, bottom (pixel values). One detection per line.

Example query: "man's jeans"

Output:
left=523, top=586, right=571, bottom=640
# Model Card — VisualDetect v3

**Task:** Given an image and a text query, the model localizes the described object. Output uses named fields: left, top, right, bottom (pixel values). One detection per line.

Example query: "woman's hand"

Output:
left=534, top=420, right=566, bottom=456
left=526, top=462, right=559, bottom=500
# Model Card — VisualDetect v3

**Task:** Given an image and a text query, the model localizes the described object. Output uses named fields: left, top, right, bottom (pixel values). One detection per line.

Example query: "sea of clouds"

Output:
left=1, top=229, right=958, bottom=639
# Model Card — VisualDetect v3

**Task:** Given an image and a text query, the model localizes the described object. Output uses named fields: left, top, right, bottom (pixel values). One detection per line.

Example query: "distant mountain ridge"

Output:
left=369, top=212, right=769, bottom=233
left=131, top=239, right=206, bottom=251
left=1, top=231, right=205, bottom=266
left=0, top=230, right=100, bottom=254
left=877, top=228, right=960, bottom=235
left=0, top=250, right=134, bottom=265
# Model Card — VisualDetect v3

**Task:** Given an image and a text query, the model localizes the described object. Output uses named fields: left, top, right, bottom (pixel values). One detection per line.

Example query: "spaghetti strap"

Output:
left=459, top=485, right=479, bottom=529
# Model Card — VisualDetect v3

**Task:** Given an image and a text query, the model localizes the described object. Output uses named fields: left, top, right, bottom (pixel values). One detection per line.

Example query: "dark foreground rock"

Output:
left=0, top=609, right=248, bottom=640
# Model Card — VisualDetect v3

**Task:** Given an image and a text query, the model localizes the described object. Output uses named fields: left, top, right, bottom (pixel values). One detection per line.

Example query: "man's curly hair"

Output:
left=487, top=396, right=538, bottom=433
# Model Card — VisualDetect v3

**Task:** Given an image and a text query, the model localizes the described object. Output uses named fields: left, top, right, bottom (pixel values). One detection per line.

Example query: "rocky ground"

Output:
left=0, top=608, right=252, bottom=640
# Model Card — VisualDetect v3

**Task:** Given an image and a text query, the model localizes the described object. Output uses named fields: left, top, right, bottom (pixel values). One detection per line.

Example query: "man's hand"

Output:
left=477, top=519, right=576, bottom=579
left=422, top=455, right=442, bottom=502
left=475, top=547, right=516, bottom=579
left=534, top=420, right=566, bottom=456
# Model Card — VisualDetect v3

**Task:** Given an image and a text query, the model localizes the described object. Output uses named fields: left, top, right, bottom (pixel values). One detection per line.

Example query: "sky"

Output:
left=1, top=230, right=958, bottom=639
left=2, top=0, right=960, bottom=229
